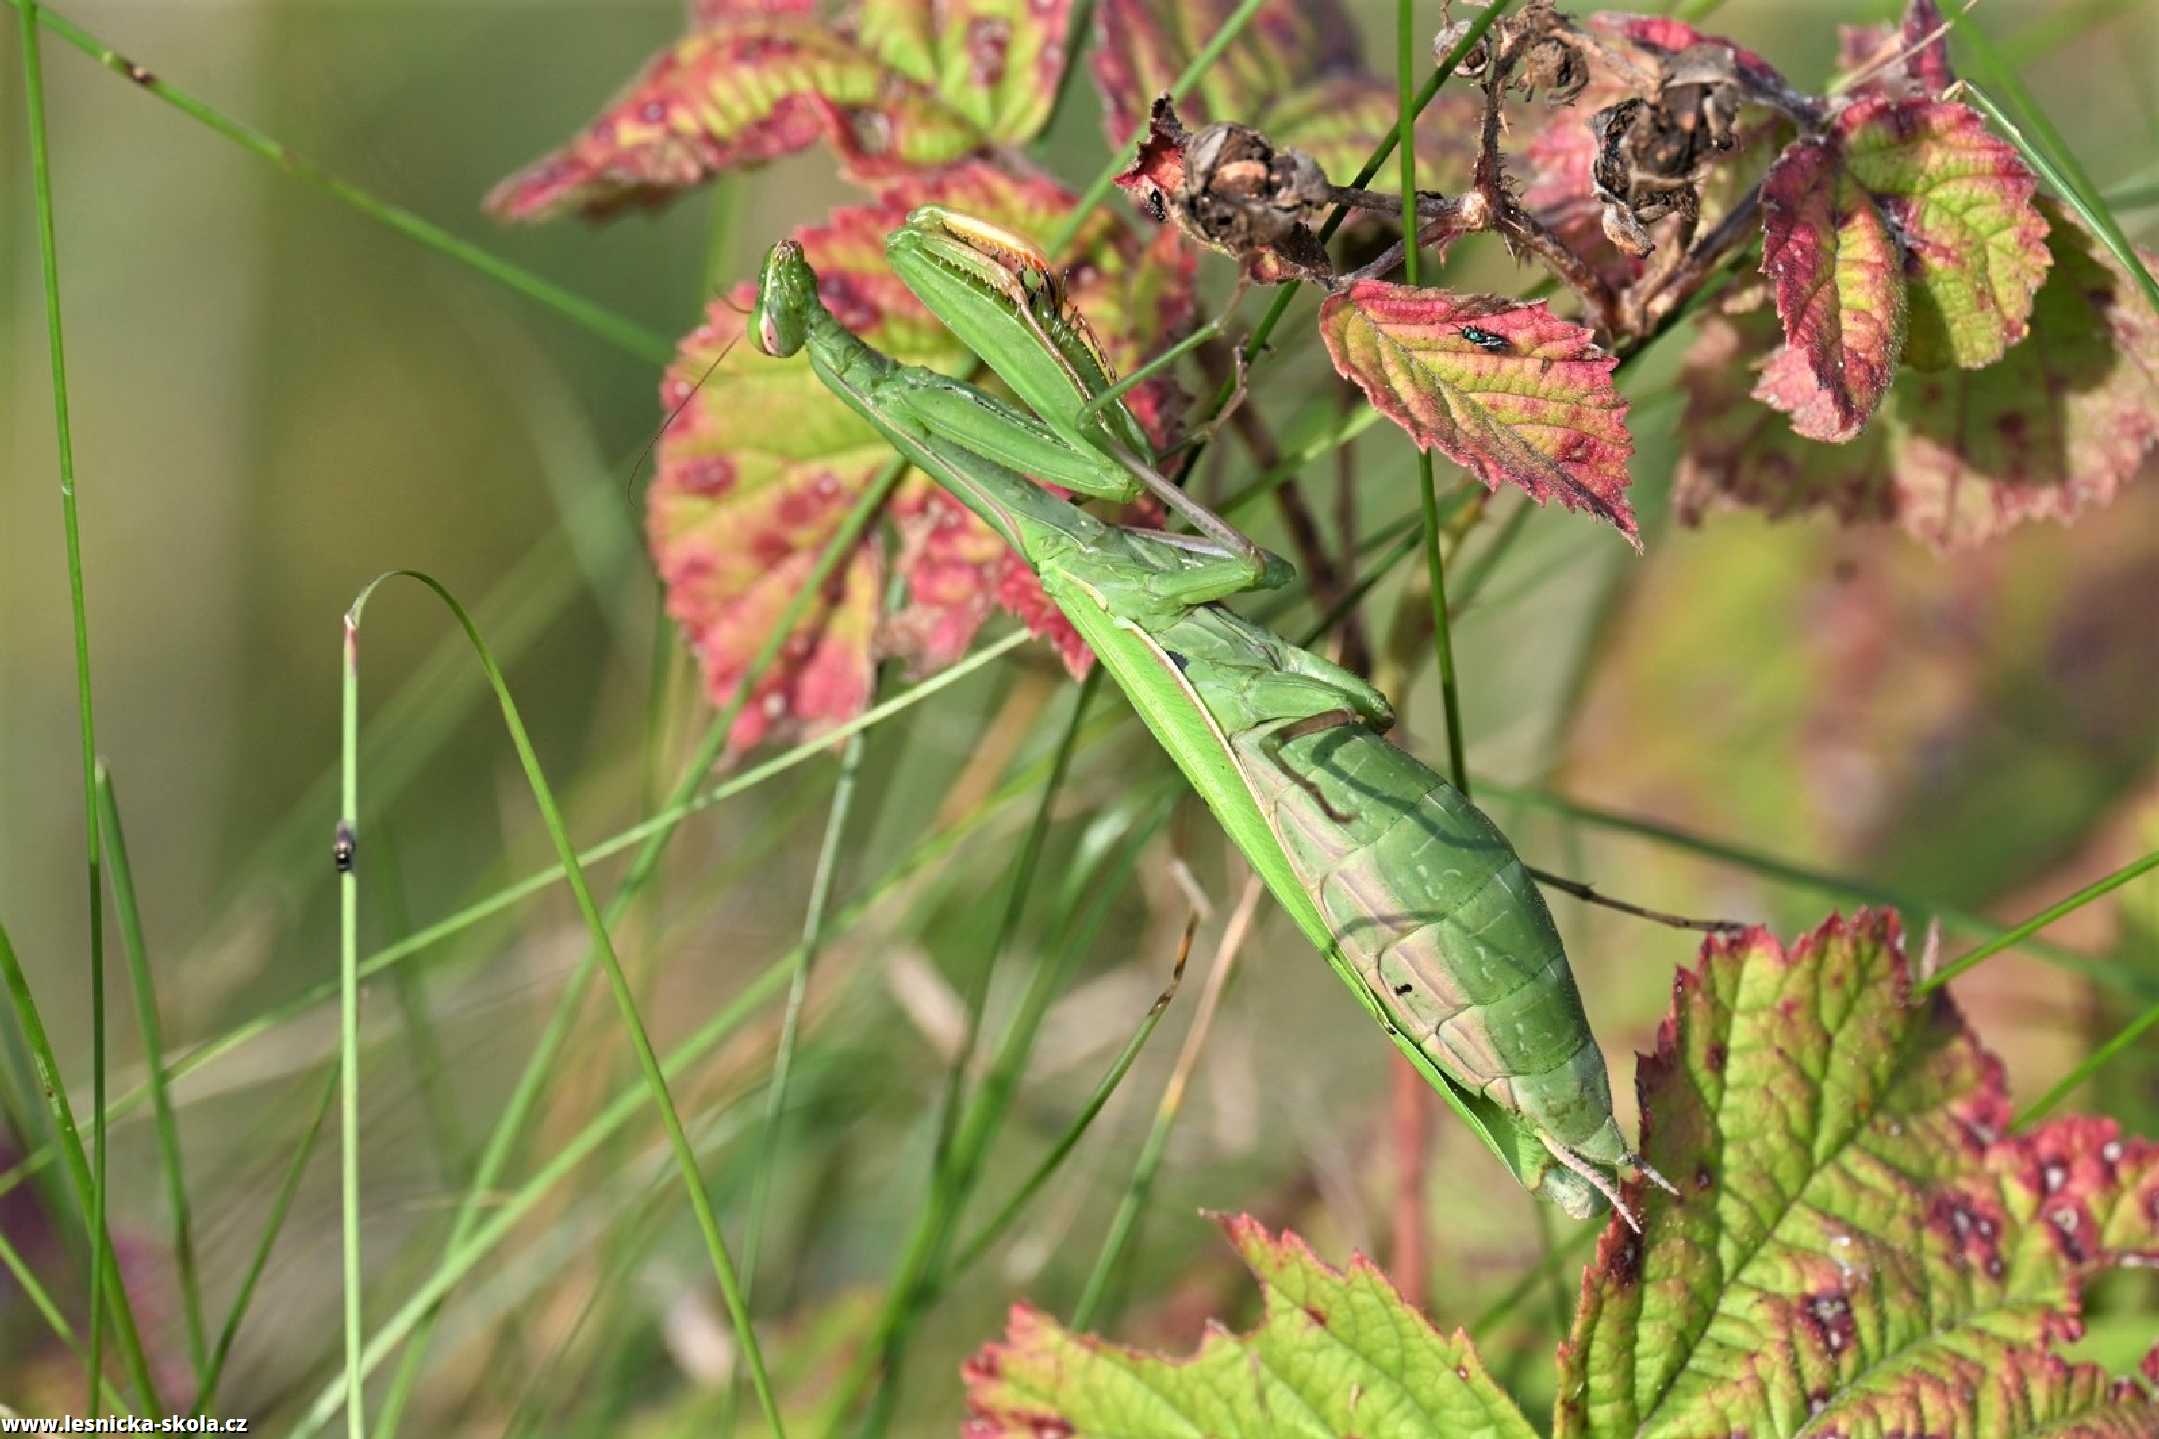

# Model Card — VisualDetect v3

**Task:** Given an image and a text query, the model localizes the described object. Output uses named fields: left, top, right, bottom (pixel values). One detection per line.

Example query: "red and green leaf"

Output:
left=1755, top=136, right=1908, bottom=442
left=1090, top=0, right=1471, bottom=190
left=488, top=0, right=1072, bottom=220
left=962, top=1216, right=1539, bottom=1439
left=1836, top=96, right=2050, bottom=371
left=1585, top=11, right=1790, bottom=94
left=649, top=164, right=1192, bottom=750
left=854, top=0, right=1076, bottom=144
left=1835, top=0, right=1956, bottom=100
left=1676, top=205, right=2159, bottom=548
left=1555, top=909, right=2159, bottom=1439
left=1318, top=282, right=1639, bottom=545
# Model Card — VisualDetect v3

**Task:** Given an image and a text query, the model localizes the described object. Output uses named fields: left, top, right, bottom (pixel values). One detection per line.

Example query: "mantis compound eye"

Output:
left=751, top=242, right=811, bottom=357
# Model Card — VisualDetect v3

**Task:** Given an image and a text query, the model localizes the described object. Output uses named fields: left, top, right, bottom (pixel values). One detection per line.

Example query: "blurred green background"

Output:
left=4, top=0, right=2156, bottom=1430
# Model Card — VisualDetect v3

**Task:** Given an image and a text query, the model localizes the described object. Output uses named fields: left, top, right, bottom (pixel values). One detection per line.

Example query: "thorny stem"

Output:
left=1333, top=1, right=1853, bottom=344
left=1475, top=55, right=1623, bottom=334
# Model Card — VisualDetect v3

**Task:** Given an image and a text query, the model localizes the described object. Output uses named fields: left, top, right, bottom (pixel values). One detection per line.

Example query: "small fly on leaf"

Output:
left=1460, top=325, right=1510, bottom=352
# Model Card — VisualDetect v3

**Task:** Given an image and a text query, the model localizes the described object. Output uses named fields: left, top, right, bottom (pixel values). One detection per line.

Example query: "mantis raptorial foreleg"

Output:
left=889, top=208, right=1276, bottom=586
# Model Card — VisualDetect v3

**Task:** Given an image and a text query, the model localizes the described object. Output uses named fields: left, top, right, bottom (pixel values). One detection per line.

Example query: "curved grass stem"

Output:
left=321, top=570, right=788, bottom=1439
left=370, top=459, right=902, bottom=1428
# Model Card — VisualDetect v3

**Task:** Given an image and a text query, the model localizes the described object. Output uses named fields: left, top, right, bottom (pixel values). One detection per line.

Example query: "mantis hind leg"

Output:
left=1259, top=709, right=1366, bottom=824
left=1537, top=1133, right=1678, bottom=1234
left=1540, top=1134, right=1641, bottom=1232
left=1101, top=443, right=1278, bottom=588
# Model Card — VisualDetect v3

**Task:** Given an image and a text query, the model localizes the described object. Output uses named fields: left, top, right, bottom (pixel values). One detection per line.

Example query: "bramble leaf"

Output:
left=1834, top=0, right=1956, bottom=101
left=1676, top=205, right=2159, bottom=548
left=1318, top=283, right=1639, bottom=545
left=1555, top=909, right=2159, bottom=1439
left=962, top=1215, right=1540, bottom=1439
left=853, top=0, right=1077, bottom=144
left=487, top=0, right=1071, bottom=220
left=1090, top=0, right=1471, bottom=189
left=1585, top=12, right=1792, bottom=95
left=1836, top=96, right=2050, bottom=370
left=1755, top=136, right=1907, bottom=442
left=650, top=164, right=1191, bottom=750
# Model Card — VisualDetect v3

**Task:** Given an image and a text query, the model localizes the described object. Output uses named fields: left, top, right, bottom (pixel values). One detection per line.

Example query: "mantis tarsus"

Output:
left=751, top=208, right=1682, bottom=1224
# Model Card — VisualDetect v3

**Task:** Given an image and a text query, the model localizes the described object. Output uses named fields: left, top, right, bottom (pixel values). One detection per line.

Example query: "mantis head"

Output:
left=751, top=241, right=817, bottom=359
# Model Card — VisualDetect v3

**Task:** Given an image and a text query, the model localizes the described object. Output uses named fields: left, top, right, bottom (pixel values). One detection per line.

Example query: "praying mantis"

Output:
left=750, top=208, right=1679, bottom=1224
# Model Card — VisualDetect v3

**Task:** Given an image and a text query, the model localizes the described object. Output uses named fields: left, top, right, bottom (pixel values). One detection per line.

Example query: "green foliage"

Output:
left=964, top=914, right=2159, bottom=1439
left=968, top=1216, right=1541, bottom=1439
left=3, top=0, right=2155, bottom=1429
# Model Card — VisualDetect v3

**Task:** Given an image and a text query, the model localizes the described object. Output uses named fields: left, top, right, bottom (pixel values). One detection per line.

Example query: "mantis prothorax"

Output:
left=751, top=209, right=1679, bottom=1224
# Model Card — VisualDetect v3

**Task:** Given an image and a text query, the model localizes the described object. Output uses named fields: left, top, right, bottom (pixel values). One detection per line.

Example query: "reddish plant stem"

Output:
left=1387, top=1055, right=1433, bottom=1309
left=1475, top=59, right=1623, bottom=336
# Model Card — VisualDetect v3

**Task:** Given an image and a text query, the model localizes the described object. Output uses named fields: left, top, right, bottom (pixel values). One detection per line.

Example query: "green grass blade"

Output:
left=337, top=610, right=366, bottom=1439
left=226, top=476, right=638, bottom=922
left=825, top=673, right=1110, bottom=1439
left=0, top=629, right=1028, bottom=1208
left=196, top=1063, right=339, bottom=1414
left=376, top=457, right=901, bottom=1418
left=1959, top=79, right=2159, bottom=317
left=1485, top=786, right=2152, bottom=995
left=0, top=1221, right=133, bottom=1412
left=928, top=791, right=1176, bottom=1268
left=291, top=941, right=800, bottom=1436
left=2015, top=994, right=2159, bottom=1128
left=945, top=914, right=1192, bottom=1280
left=1943, top=18, right=2159, bottom=317
left=717, top=714, right=880, bottom=1439
left=339, top=570, right=789, bottom=1439
left=1918, top=847, right=2159, bottom=995
left=93, top=765, right=207, bottom=1387
left=739, top=728, right=870, bottom=1294
left=14, top=0, right=114, bottom=1408
left=1223, top=0, right=1516, bottom=387
left=1071, top=877, right=1266, bottom=1329
left=3, top=0, right=674, bottom=364
left=0, top=924, right=161, bottom=1415
left=1398, top=0, right=1473, bottom=798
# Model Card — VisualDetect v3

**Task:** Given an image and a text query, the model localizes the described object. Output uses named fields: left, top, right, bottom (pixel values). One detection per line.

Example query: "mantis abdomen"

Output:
left=1235, top=718, right=1630, bottom=1168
